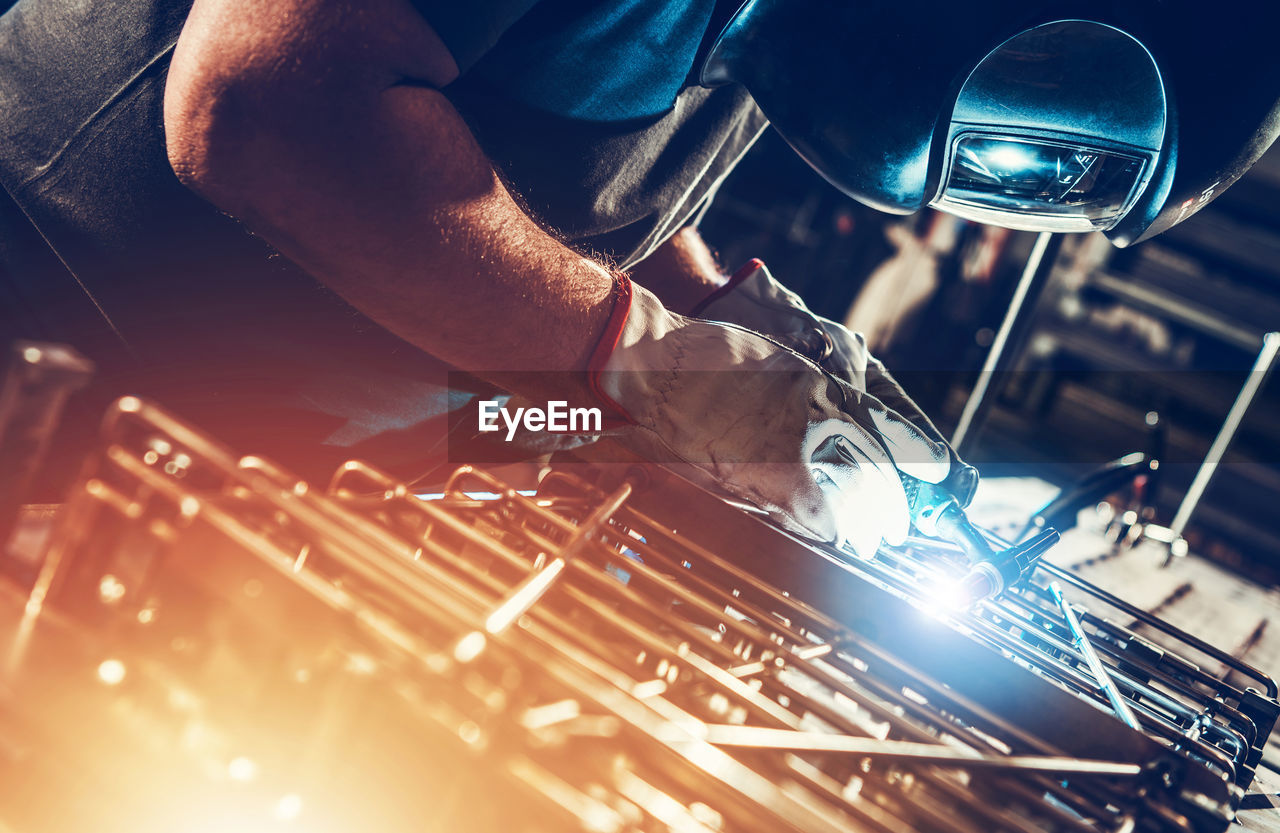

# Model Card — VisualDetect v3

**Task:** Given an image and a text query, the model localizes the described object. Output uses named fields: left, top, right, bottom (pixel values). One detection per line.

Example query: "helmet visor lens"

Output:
left=934, top=135, right=1147, bottom=232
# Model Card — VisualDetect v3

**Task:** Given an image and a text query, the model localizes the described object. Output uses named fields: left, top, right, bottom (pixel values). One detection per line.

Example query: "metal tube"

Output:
left=660, top=724, right=1141, bottom=776
left=483, top=479, right=633, bottom=634
left=1049, top=581, right=1142, bottom=731
left=1039, top=560, right=1276, bottom=698
left=952, top=231, right=1058, bottom=455
left=1169, top=331, right=1280, bottom=538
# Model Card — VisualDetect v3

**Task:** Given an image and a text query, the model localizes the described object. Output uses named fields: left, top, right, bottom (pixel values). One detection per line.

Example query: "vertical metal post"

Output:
left=952, top=231, right=1061, bottom=457
left=1168, top=331, right=1280, bottom=539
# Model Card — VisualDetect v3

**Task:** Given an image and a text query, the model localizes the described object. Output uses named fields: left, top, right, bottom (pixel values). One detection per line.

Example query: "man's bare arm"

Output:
left=629, top=227, right=726, bottom=314
left=164, top=0, right=615, bottom=396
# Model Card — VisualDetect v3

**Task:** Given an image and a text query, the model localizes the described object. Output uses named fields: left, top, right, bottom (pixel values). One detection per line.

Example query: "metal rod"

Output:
left=483, top=479, right=633, bottom=635
left=1169, top=331, right=1280, bottom=538
left=952, top=231, right=1058, bottom=456
left=1039, top=560, right=1277, bottom=698
left=1049, top=582, right=1142, bottom=731
left=658, top=724, right=1141, bottom=776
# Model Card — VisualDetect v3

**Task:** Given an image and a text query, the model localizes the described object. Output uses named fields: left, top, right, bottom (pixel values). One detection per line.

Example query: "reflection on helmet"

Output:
left=929, top=21, right=1164, bottom=234
left=938, top=136, right=1146, bottom=233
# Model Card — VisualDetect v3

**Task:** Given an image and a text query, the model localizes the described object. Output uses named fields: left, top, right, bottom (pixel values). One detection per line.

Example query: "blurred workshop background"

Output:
left=700, top=131, right=1280, bottom=588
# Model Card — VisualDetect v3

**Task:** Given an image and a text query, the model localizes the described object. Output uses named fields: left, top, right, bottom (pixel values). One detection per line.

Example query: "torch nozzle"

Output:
left=902, top=477, right=1060, bottom=606
left=958, top=528, right=1060, bottom=604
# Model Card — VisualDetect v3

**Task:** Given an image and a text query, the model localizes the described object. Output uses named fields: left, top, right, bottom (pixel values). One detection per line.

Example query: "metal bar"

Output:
left=988, top=590, right=1248, bottom=776
left=1169, top=331, right=1280, bottom=538
left=1049, top=582, right=1142, bottom=731
left=952, top=231, right=1060, bottom=456
left=659, top=724, right=1141, bottom=777
left=482, top=479, right=633, bottom=635
left=1040, top=558, right=1278, bottom=699
left=975, top=521, right=1278, bottom=699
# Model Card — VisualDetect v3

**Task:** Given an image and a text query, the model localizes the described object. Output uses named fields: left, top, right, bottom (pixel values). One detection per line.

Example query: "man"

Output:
left=0, top=0, right=1274, bottom=554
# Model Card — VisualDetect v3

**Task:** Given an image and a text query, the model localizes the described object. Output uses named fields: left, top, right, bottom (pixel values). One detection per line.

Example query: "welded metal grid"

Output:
left=16, top=397, right=1259, bottom=833
left=858, top=532, right=1278, bottom=792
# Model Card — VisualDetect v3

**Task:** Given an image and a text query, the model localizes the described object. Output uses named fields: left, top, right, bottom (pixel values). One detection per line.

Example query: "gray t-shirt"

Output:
left=423, top=0, right=768, bottom=267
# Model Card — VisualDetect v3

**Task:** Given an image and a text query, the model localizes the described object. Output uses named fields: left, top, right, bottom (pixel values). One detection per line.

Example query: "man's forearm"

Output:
left=629, top=227, right=726, bottom=314
left=165, top=0, right=615, bottom=399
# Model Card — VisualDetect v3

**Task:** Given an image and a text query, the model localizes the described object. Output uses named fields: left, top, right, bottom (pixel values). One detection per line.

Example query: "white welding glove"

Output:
left=692, top=259, right=979, bottom=508
left=590, top=278, right=952, bottom=557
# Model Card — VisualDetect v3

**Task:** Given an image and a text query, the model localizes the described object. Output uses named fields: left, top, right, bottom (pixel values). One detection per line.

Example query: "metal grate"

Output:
left=1, top=396, right=1271, bottom=833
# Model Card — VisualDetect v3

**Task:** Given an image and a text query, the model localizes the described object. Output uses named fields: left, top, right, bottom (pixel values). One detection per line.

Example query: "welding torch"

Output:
left=901, top=476, right=1059, bottom=605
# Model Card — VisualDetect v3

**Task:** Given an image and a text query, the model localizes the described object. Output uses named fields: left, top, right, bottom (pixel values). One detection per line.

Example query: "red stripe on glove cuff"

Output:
left=586, top=273, right=637, bottom=425
left=687, top=257, right=764, bottom=318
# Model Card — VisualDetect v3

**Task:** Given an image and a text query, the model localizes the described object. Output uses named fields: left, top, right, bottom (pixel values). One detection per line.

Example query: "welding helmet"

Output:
left=701, top=1, right=1280, bottom=245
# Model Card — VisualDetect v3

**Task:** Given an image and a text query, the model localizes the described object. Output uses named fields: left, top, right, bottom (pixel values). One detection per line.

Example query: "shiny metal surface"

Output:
left=0, top=397, right=1274, bottom=832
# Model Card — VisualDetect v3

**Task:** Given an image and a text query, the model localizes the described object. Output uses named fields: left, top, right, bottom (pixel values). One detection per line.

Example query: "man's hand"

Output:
left=164, top=0, right=615, bottom=398
left=593, top=279, right=952, bottom=557
left=693, top=259, right=980, bottom=508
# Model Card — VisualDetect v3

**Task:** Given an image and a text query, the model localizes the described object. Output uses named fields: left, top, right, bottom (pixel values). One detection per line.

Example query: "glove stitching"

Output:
left=631, top=423, right=817, bottom=540
left=646, top=326, right=686, bottom=433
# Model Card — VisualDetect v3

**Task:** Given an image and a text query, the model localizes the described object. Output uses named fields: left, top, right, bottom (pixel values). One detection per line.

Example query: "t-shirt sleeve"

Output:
left=408, top=0, right=542, bottom=76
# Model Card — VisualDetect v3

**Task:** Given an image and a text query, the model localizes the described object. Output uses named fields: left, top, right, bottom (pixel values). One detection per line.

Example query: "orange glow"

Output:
left=97, top=658, right=127, bottom=686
